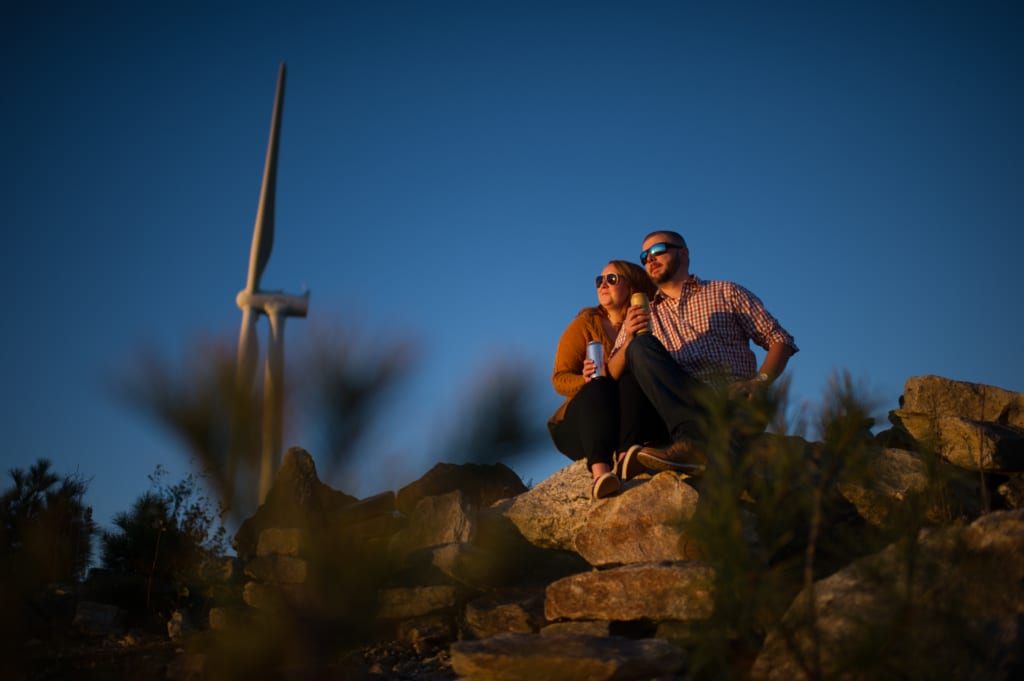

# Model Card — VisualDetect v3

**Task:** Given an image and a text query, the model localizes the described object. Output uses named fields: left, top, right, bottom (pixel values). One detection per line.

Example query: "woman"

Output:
left=547, top=260, right=663, bottom=499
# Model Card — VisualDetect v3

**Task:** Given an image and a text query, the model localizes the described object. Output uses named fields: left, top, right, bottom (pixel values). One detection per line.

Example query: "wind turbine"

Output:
left=231, top=62, right=310, bottom=506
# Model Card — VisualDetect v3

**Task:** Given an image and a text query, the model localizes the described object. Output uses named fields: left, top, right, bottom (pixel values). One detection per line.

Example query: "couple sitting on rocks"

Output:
left=547, top=230, right=799, bottom=500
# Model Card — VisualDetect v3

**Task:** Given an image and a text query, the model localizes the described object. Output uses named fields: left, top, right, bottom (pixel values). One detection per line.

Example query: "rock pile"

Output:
left=190, top=375, right=1024, bottom=680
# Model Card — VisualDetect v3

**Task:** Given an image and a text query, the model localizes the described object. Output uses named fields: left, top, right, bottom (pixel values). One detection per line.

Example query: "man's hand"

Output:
left=623, top=303, right=649, bottom=337
left=728, top=378, right=764, bottom=401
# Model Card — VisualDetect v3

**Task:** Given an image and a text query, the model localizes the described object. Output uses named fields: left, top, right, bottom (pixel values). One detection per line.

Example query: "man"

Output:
left=611, top=230, right=798, bottom=473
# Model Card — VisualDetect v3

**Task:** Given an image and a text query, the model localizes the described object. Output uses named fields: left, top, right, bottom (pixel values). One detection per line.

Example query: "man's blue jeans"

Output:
left=624, top=333, right=707, bottom=442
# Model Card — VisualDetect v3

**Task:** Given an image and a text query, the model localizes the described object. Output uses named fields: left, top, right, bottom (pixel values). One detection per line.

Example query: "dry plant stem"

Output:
left=978, top=387, right=990, bottom=513
left=146, top=525, right=165, bottom=612
left=802, top=484, right=824, bottom=681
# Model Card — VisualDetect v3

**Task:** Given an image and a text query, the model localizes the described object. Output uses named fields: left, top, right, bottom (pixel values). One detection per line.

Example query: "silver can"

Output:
left=586, top=340, right=605, bottom=378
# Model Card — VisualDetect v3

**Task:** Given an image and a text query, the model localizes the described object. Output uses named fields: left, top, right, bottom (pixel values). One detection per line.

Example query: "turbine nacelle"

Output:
left=236, top=290, right=310, bottom=318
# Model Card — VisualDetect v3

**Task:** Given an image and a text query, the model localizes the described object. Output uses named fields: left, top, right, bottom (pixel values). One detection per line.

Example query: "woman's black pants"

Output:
left=549, top=373, right=668, bottom=471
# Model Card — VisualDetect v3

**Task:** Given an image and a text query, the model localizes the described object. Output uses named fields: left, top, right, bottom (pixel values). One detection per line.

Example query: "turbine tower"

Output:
left=232, top=62, right=309, bottom=506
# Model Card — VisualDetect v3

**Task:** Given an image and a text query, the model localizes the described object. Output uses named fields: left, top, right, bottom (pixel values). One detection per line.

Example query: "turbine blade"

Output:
left=236, top=307, right=259, bottom=387
left=246, top=62, right=287, bottom=293
left=227, top=306, right=260, bottom=513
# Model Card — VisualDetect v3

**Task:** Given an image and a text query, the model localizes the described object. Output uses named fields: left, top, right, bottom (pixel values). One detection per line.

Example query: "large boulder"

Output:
left=750, top=509, right=1024, bottom=681
left=502, top=459, right=592, bottom=551
left=395, top=462, right=527, bottom=516
left=573, top=472, right=702, bottom=566
left=900, top=375, right=1024, bottom=427
left=233, top=447, right=358, bottom=561
left=889, top=376, right=1024, bottom=473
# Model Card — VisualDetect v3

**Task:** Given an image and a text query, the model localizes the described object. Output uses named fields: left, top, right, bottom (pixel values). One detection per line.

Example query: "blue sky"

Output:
left=4, top=1, right=1022, bottom=534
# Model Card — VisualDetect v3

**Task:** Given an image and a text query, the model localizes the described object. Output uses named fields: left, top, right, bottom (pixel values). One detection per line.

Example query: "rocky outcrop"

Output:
left=889, top=375, right=1024, bottom=473
left=749, top=509, right=1024, bottom=681
left=195, top=375, right=1024, bottom=680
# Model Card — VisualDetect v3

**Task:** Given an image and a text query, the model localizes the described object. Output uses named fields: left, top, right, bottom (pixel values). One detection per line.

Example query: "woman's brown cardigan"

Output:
left=547, top=307, right=617, bottom=430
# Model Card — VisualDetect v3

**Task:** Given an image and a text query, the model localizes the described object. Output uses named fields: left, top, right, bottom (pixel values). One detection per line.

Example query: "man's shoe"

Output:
left=637, top=439, right=707, bottom=475
left=592, top=471, right=621, bottom=500
left=615, top=444, right=646, bottom=481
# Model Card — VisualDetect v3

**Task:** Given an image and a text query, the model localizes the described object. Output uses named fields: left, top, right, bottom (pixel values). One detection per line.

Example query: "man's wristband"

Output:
left=755, top=372, right=770, bottom=383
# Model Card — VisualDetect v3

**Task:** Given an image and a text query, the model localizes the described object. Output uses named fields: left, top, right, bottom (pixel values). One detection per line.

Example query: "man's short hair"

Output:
left=642, top=230, right=687, bottom=248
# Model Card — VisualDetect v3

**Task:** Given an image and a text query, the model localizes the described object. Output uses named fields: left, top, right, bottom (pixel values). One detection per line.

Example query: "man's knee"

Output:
left=625, top=333, right=664, bottom=367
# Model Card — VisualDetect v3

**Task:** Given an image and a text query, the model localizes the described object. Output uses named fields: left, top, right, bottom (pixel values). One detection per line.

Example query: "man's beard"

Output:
left=650, top=254, right=679, bottom=285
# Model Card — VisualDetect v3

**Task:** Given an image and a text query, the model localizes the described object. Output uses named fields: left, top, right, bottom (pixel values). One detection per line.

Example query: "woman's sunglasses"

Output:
left=640, top=242, right=683, bottom=265
left=595, top=273, right=621, bottom=288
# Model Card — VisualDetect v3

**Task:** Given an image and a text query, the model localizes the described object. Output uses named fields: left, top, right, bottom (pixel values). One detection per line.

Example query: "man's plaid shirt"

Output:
left=614, top=275, right=798, bottom=384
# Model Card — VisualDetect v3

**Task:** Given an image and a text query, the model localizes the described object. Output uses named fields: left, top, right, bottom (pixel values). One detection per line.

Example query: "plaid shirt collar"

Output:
left=652, top=274, right=703, bottom=304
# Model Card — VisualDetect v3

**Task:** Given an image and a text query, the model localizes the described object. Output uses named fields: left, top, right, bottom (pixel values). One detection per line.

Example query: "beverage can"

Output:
left=586, top=341, right=605, bottom=378
left=631, top=292, right=651, bottom=335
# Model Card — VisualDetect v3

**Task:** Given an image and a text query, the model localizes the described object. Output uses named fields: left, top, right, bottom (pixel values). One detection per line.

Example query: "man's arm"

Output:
left=759, top=342, right=794, bottom=382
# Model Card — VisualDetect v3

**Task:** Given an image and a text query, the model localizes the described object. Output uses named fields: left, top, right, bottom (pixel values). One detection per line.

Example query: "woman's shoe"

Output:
left=615, top=444, right=646, bottom=480
left=592, top=471, right=621, bottom=500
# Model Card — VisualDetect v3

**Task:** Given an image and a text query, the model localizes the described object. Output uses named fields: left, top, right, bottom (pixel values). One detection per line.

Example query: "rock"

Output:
left=396, top=612, right=457, bottom=653
left=429, top=542, right=504, bottom=589
left=573, top=471, right=701, bottom=566
left=837, top=447, right=986, bottom=526
left=244, top=554, right=309, bottom=584
left=890, top=412, right=1024, bottom=472
left=72, top=601, right=126, bottom=636
left=242, top=581, right=309, bottom=612
left=256, top=527, right=309, bottom=557
left=166, top=652, right=206, bottom=681
left=750, top=510, right=1024, bottom=681
left=450, top=632, right=686, bottom=681
left=464, top=588, right=546, bottom=639
left=889, top=376, right=1024, bottom=473
left=389, top=490, right=477, bottom=563
left=900, top=375, right=1024, bottom=427
left=503, top=459, right=592, bottom=551
left=541, top=621, right=611, bottom=636
left=233, top=447, right=359, bottom=561
left=377, top=585, right=460, bottom=620
left=167, top=609, right=193, bottom=641
left=207, top=605, right=256, bottom=631
left=545, top=562, right=715, bottom=622
left=474, top=501, right=591, bottom=587
left=395, top=462, right=528, bottom=516
left=997, top=474, right=1024, bottom=509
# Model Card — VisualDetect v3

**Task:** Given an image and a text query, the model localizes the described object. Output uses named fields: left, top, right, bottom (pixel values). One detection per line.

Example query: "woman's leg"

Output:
left=549, top=378, right=618, bottom=472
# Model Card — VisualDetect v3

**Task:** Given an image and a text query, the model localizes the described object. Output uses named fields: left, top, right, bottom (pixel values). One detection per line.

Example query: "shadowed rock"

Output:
left=545, top=562, right=715, bottom=622
left=395, top=462, right=527, bottom=516
left=450, top=632, right=686, bottom=681
left=837, top=447, right=987, bottom=526
left=234, top=447, right=358, bottom=561
left=750, top=509, right=1024, bottom=681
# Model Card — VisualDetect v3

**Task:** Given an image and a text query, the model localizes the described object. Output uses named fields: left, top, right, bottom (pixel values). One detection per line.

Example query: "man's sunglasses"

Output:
left=640, top=242, right=683, bottom=265
left=595, top=273, right=621, bottom=288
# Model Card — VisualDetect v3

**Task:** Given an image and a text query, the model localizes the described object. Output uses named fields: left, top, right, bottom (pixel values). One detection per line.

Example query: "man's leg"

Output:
left=616, top=371, right=669, bottom=450
left=625, top=334, right=705, bottom=441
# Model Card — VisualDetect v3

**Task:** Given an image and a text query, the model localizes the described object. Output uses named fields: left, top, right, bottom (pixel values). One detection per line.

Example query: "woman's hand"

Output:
left=582, top=358, right=597, bottom=381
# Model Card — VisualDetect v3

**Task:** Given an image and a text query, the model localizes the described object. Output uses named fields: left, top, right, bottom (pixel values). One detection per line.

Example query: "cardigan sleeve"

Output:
left=551, top=313, right=592, bottom=399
